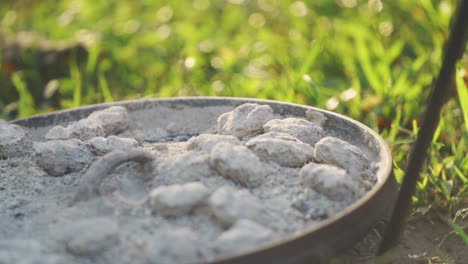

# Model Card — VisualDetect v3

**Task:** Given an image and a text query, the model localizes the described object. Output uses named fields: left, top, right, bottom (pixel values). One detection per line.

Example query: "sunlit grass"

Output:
left=0, top=0, right=467, bottom=239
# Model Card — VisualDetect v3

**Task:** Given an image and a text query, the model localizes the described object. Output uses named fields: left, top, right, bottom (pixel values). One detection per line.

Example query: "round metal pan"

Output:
left=11, top=97, right=396, bottom=264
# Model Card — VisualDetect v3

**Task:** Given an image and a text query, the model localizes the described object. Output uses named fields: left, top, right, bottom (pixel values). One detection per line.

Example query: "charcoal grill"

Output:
left=7, top=0, right=468, bottom=262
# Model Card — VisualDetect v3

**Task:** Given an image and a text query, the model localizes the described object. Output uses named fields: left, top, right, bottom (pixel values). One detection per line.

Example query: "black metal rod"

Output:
left=378, top=0, right=468, bottom=255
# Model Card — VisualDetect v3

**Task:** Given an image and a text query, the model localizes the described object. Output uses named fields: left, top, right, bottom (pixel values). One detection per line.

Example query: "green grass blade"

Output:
left=70, top=60, right=82, bottom=107
left=449, top=220, right=468, bottom=245
left=355, top=37, right=383, bottom=93
left=453, top=165, right=467, bottom=182
left=11, top=73, right=35, bottom=118
left=85, top=45, right=100, bottom=76
left=412, top=119, right=419, bottom=137
left=388, top=106, right=402, bottom=142
left=383, top=40, right=405, bottom=65
left=98, top=74, right=114, bottom=102
left=432, top=117, right=443, bottom=143
left=455, top=70, right=468, bottom=131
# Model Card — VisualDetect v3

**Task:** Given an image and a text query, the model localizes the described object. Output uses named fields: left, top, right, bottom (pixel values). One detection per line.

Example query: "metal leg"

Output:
left=378, top=0, right=468, bottom=256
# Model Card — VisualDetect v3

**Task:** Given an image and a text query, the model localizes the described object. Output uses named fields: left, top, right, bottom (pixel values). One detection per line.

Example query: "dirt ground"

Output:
left=330, top=213, right=468, bottom=264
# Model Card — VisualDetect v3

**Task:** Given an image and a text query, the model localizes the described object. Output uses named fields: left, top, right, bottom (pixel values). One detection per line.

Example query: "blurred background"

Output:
left=0, top=0, right=467, bottom=236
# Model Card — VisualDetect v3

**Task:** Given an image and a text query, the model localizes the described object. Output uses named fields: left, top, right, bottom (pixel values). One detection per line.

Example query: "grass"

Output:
left=1, top=0, right=467, bottom=248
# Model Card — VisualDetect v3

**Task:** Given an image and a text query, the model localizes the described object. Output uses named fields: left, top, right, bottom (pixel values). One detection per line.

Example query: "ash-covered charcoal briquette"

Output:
left=314, top=136, right=374, bottom=181
left=45, top=119, right=105, bottom=141
left=34, top=139, right=94, bottom=176
left=305, top=109, right=328, bottom=126
left=54, top=217, right=120, bottom=256
left=263, top=117, right=325, bottom=145
left=87, top=106, right=129, bottom=135
left=144, top=227, right=202, bottom=264
left=44, top=125, right=72, bottom=140
left=0, top=122, right=33, bottom=159
left=212, top=219, right=273, bottom=256
left=245, top=132, right=314, bottom=167
left=300, top=163, right=365, bottom=201
left=209, top=142, right=266, bottom=186
left=208, top=186, right=264, bottom=227
left=148, top=182, right=210, bottom=216
left=156, top=151, right=215, bottom=184
left=45, top=106, right=129, bottom=141
left=217, top=103, right=274, bottom=138
left=88, top=135, right=139, bottom=155
left=70, top=118, right=106, bottom=141
left=187, top=134, right=241, bottom=152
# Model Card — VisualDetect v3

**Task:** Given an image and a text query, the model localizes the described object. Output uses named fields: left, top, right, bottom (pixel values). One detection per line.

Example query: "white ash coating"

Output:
left=88, top=136, right=139, bottom=155
left=290, top=191, right=351, bottom=220
left=165, top=122, right=178, bottom=133
left=71, top=118, right=106, bottom=141
left=300, top=163, right=364, bottom=201
left=245, top=132, right=314, bottom=167
left=45, top=125, right=72, bottom=140
left=144, top=227, right=202, bottom=264
left=54, top=217, right=119, bottom=256
left=0, top=103, right=381, bottom=264
left=263, top=117, right=325, bottom=145
left=133, top=127, right=168, bottom=142
left=209, top=142, right=266, bottom=186
left=305, top=109, right=328, bottom=126
left=217, top=103, right=274, bottom=138
left=71, top=149, right=154, bottom=205
left=187, top=134, right=240, bottom=152
left=45, top=106, right=129, bottom=141
left=46, top=119, right=106, bottom=141
left=87, top=106, right=129, bottom=135
left=156, top=151, right=214, bottom=184
left=208, top=186, right=264, bottom=227
left=34, top=139, right=94, bottom=176
left=148, top=182, right=210, bottom=216
left=314, top=136, right=372, bottom=180
left=0, top=240, right=65, bottom=264
left=0, top=123, right=32, bottom=159
left=213, top=220, right=273, bottom=256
